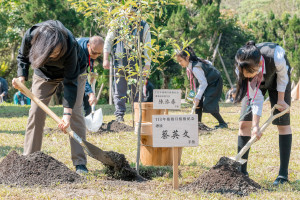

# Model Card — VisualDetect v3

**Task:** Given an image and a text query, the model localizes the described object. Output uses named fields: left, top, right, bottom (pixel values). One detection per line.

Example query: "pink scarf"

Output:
left=187, top=67, right=196, bottom=91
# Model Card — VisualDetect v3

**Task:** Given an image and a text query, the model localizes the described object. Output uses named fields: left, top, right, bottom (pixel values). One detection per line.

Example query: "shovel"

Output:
left=85, top=78, right=103, bottom=132
left=229, top=104, right=290, bottom=165
left=14, top=79, right=123, bottom=169
left=191, top=103, right=197, bottom=114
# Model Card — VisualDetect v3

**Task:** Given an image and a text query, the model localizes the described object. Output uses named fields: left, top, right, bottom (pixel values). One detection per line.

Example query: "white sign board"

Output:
left=153, top=89, right=181, bottom=110
left=152, top=115, right=198, bottom=147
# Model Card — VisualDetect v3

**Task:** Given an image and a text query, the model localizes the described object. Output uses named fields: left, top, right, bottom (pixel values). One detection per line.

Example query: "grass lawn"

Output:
left=0, top=101, right=299, bottom=199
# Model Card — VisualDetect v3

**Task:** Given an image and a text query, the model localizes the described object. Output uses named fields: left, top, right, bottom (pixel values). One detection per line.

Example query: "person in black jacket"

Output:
left=12, top=20, right=89, bottom=174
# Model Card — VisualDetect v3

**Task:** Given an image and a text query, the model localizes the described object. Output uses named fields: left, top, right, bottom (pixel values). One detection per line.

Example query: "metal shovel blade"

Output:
left=85, top=107, right=103, bottom=132
left=81, top=139, right=116, bottom=167
left=229, top=157, right=247, bottom=165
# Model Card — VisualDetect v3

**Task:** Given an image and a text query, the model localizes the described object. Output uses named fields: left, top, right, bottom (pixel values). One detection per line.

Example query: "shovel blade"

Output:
left=229, top=157, right=247, bottom=165
left=85, top=108, right=103, bottom=132
left=82, top=139, right=116, bottom=167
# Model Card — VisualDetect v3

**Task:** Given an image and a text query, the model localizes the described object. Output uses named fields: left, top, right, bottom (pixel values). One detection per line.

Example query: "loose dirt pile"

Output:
left=182, top=157, right=261, bottom=196
left=0, top=151, right=81, bottom=186
left=95, top=120, right=134, bottom=133
left=103, top=151, right=146, bottom=182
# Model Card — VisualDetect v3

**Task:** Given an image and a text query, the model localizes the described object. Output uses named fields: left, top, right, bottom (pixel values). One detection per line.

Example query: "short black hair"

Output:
left=29, top=20, right=68, bottom=69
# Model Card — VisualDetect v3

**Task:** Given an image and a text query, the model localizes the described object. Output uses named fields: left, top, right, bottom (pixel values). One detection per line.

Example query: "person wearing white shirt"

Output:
left=103, top=7, right=151, bottom=122
left=235, top=41, right=292, bottom=186
left=176, top=46, right=227, bottom=129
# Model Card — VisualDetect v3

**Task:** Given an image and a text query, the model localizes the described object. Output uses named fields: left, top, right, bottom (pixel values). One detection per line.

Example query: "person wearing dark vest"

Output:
left=176, top=46, right=228, bottom=129
left=235, top=41, right=292, bottom=186
left=12, top=20, right=89, bottom=174
left=103, top=7, right=151, bottom=122
left=76, top=36, right=104, bottom=116
left=0, top=77, right=8, bottom=102
left=14, top=90, right=31, bottom=105
left=143, top=78, right=154, bottom=102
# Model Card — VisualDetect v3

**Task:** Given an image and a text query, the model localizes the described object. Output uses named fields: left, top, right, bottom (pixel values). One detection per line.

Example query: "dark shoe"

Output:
left=116, top=115, right=124, bottom=122
left=242, top=171, right=249, bottom=177
left=76, top=165, right=88, bottom=174
left=273, top=175, right=289, bottom=186
left=214, top=123, right=228, bottom=129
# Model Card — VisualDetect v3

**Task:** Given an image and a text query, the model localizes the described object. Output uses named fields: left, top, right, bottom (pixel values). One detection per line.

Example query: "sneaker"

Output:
left=273, top=175, right=289, bottom=186
left=76, top=165, right=88, bottom=174
left=116, top=115, right=124, bottom=122
left=214, top=123, right=228, bottom=129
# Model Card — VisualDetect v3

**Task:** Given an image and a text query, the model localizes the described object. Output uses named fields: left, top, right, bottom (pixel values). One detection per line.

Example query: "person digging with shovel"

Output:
left=76, top=36, right=104, bottom=117
left=12, top=20, right=90, bottom=175
left=234, top=41, right=292, bottom=186
left=175, top=46, right=228, bottom=129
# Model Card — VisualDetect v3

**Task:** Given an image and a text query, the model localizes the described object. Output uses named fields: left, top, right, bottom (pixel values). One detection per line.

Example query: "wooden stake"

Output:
left=173, top=147, right=179, bottom=190
left=109, top=58, right=113, bottom=105
left=218, top=50, right=233, bottom=88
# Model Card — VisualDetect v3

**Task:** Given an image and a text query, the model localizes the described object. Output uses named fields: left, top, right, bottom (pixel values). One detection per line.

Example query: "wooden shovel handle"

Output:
left=15, top=79, right=62, bottom=124
left=191, top=103, right=196, bottom=114
left=235, top=104, right=290, bottom=161
left=15, top=79, right=82, bottom=143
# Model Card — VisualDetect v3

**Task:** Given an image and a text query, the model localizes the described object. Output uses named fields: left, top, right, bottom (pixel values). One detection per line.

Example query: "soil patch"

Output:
left=182, top=157, right=262, bottom=196
left=103, top=151, right=146, bottom=182
left=95, top=120, right=134, bottom=133
left=0, top=151, right=81, bottom=186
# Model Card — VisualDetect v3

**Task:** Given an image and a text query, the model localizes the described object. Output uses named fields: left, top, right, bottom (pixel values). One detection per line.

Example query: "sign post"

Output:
left=173, top=147, right=179, bottom=189
left=152, top=114, right=198, bottom=190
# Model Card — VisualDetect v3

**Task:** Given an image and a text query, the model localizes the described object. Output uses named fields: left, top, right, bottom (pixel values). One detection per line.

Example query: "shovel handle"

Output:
left=15, top=79, right=85, bottom=145
left=235, top=104, right=290, bottom=161
left=191, top=103, right=196, bottom=114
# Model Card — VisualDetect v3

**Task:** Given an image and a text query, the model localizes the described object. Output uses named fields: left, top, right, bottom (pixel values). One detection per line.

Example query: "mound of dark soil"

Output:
left=96, top=120, right=134, bottom=133
left=182, top=157, right=261, bottom=196
left=0, top=151, right=81, bottom=186
left=104, top=151, right=146, bottom=182
left=198, top=122, right=213, bottom=132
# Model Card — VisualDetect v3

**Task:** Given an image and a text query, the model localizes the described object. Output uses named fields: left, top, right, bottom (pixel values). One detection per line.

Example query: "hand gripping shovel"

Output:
left=230, top=104, right=290, bottom=165
left=15, top=79, right=121, bottom=168
left=85, top=77, right=103, bottom=132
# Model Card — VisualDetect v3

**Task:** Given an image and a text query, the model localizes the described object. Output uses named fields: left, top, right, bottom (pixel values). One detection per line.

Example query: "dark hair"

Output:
left=234, top=41, right=261, bottom=102
left=176, top=46, right=208, bottom=64
left=29, top=21, right=68, bottom=69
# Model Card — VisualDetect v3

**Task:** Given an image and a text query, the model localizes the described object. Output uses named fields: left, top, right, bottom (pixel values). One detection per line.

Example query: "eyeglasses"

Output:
left=89, top=45, right=102, bottom=55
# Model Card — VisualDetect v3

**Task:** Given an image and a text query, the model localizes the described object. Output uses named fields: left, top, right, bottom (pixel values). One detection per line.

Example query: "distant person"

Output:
left=12, top=20, right=89, bottom=174
left=234, top=41, right=291, bottom=186
left=225, top=87, right=237, bottom=103
left=143, top=79, right=154, bottom=102
left=175, top=46, right=228, bottom=129
left=0, top=77, right=8, bottom=102
left=14, top=91, right=31, bottom=105
left=103, top=6, right=151, bottom=122
left=77, top=36, right=104, bottom=116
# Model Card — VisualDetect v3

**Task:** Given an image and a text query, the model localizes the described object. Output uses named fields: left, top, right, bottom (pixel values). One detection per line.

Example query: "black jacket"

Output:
left=17, top=20, right=87, bottom=108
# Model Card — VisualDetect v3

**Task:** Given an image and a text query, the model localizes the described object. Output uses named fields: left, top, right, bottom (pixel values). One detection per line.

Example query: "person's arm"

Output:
left=103, top=30, right=115, bottom=69
left=274, top=46, right=289, bottom=111
left=143, top=23, right=151, bottom=71
left=193, top=67, right=208, bottom=101
left=17, top=28, right=32, bottom=81
left=85, top=80, right=96, bottom=106
left=249, top=82, right=264, bottom=139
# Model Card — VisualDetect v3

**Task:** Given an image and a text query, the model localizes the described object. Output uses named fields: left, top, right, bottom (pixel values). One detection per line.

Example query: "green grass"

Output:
left=0, top=101, right=299, bottom=199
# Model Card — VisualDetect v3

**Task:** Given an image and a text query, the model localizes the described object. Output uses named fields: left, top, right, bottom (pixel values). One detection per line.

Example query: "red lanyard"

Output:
left=88, top=55, right=93, bottom=72
left=247, top=58, right=264, bottom=105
